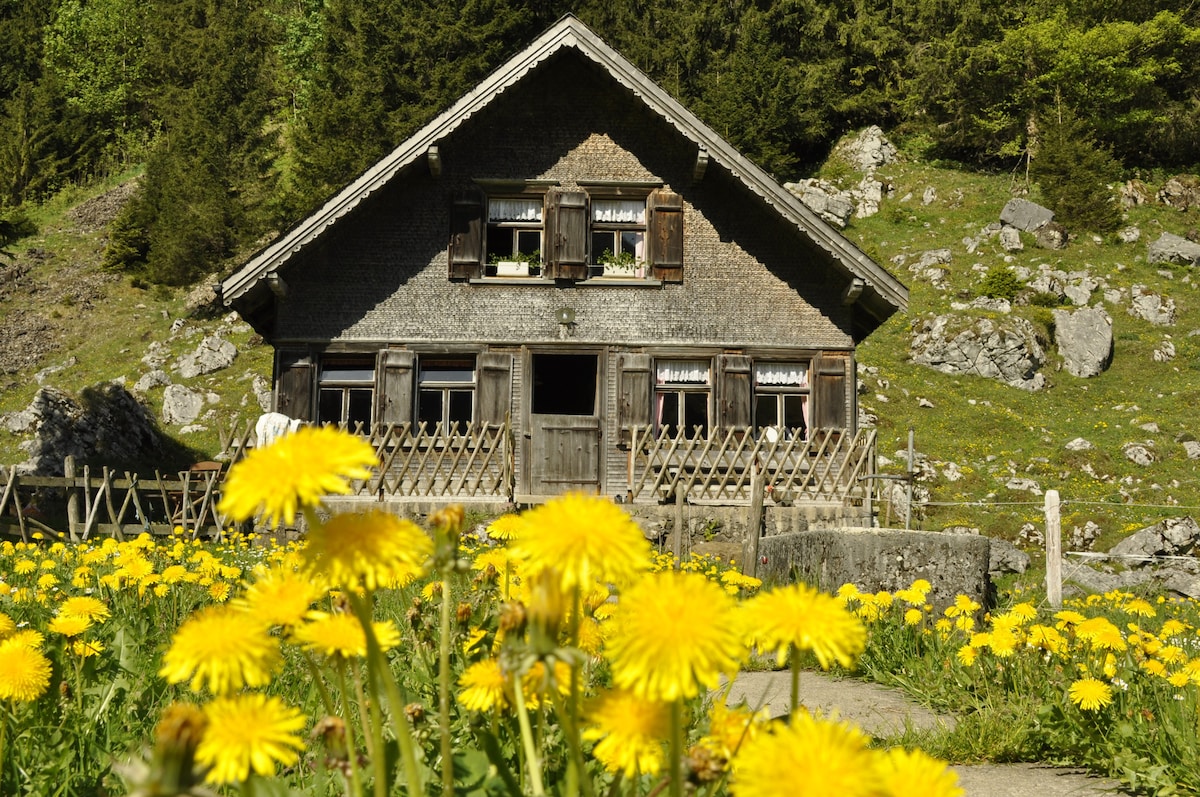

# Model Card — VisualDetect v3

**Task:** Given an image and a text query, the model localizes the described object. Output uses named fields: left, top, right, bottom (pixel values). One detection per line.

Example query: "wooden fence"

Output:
left=627, top=426, right=877, bottom=507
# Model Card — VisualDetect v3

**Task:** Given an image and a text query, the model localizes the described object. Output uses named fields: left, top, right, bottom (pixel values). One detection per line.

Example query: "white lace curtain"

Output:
left=656, top=360, right=710, bottom=385
left=592, top=199, right=646, bottom=224
left=488, top=198, right=542, bottom=222
left=755, top=362, right=809, bottom=387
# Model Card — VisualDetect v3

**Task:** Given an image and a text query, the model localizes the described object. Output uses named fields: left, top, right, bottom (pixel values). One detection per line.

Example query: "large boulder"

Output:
left=161, top=384, right=205, bottom=426
left=8, top=384, right=165, bottom=475
left=1000, top=198, right=1054, bottom=233
left=910, top=315, right=1045, bottom=390
left=785, top=179, right=854, bottom=227
left=1053, top=306, right=1113, bottom=377
left=1128, top=285, right=1176, bottom=326
left=1147, top=232, right=1200, bottom=266
left=175, top=334, right=237, bottom=379
left=1110, top=516, right=1200, bottom=560
left=833, top=125, right=899, bottom=173
left=1157, top=175, right=1200, bottom=211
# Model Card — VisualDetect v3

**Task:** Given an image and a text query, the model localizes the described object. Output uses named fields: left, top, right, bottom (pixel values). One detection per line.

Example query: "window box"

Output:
left=495, top=260, right=533, bottom=277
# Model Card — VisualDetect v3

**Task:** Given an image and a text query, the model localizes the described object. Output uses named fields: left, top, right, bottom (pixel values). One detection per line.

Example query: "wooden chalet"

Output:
left=219, top=15, right=908, bottom=521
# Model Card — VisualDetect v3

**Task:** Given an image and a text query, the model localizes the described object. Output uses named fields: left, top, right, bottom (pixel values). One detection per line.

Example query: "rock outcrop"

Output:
left=1053, top=306, right=1113, bottom=378
left=910, top=315, right=1045, bottom=390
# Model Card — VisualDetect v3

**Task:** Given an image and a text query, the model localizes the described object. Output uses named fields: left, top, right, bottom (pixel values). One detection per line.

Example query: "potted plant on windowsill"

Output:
left=596, top=249, right=645, bottom=278
left=489, top=251, right=542, bottom=277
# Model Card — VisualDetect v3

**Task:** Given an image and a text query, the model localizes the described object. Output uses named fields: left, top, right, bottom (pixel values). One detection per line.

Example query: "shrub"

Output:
left=979, top=265, right=1023, bottom=301
left=1030, top=106, right=1123, bottom=233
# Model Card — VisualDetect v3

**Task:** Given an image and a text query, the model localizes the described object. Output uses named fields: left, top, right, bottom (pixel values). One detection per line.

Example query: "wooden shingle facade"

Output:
left=220, top=16, right=907, bottom=510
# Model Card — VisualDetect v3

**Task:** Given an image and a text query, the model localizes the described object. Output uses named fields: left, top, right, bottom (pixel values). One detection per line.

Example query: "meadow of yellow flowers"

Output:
left=0, top=426, right=1196, bottom=796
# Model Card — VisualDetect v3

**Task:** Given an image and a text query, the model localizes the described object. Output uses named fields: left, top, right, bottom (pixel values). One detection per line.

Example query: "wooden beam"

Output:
left=427, top=145, right=442, bottom=178
left=693, top=147, right=709, bottom=182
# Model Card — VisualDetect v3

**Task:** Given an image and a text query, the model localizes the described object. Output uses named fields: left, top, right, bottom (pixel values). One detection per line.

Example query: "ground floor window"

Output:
left=656, top=359, right=710, bottom=437
left=417, top=357, right=476, bottom=429
left=753, top=362, right=809, bottom=440
left=317, top=358, right=374, bottom=427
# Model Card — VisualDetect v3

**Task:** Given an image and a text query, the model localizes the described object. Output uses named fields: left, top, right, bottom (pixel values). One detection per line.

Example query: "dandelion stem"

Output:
left=333, top=660, right=364, bottom=797
left=514, top=671, right=546, bottom=797
left=790, top=644, right=801, bottom=715
left=669, top=699, right=683, bottom=797
left=438, top=573, right=454, bottom=797
left=351, top=658, right=386, bottom=797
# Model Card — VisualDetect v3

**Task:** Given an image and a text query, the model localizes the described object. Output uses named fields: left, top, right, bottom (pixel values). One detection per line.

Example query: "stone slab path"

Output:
left=721, top=670, right=1130, bottom=796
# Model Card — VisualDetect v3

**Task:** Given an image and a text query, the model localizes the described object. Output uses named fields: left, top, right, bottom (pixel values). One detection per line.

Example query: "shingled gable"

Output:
left=219, top=14, right=906, bottom=339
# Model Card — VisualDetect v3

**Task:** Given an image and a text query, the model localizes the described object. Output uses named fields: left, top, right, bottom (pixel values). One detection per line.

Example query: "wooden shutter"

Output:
left=718, top=354, right=752, bottom=429
left=648, top=188, right=684, bottom=282
left=617, top=353, right=652, bottom=445
left=813, top=353, right=848, bottom=430
left=448, top=188, right=485, bottom=279
left=275, top=350, right=313, bottom=421
left=375, top=349, right=414, bottom=426
left=476, top=351, right=513, bottom=426
left=546, top=188, right=588, bottom=280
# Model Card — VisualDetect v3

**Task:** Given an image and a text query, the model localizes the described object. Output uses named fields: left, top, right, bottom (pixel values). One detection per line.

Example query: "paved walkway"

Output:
left=722, top=670, right=1130, bottom=796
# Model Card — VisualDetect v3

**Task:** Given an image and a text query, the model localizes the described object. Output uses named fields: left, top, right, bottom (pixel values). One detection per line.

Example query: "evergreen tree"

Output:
left=1030, top=105, right=1123, bottom=234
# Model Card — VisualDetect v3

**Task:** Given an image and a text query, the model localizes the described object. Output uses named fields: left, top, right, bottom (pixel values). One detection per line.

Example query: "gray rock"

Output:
left=1128, top=285, right=1176, bottom=326
left=13, top=384, right=164, bottom=476
left=1053, top=306, right=1113, bottom=378
left=1117, top=225, right=1141, bottom=243
left=786, top=179, right=854, bottom=228
left=1184, top=440, right=1200, bottom=460
left=999, top=226, right=1023, bottom=251
left=1153, top=338, right=1176, bottom=362
left=1070, top=521, right=1103, bottom=551
left=1120, top=179, right=1154, bottom=207
left=1005, top=477, right=1042, bottom=494
left=1, top=410, right=37, bottom=434
left=922, top=186, right=937, bottom=205
left=1110, top=516, right=1200, bottom=561
left=916, top=248, right=952, bottom=268
left=1000, top=198, right=1054, bottom=232
left=1147, top=232, right=1200, bottom=266
left=133, top=369, right=172, bottom=393
left=910, top=315, right=1045, bottom=390
left=834, top=125, right=899, bottom=173
left=1157, top=174, right=1200, bottom=210
left=162, top=384, right=204, bottom=425
left=1065, top=437, right=1093, bottom=451
left=175, top=334, right=237, bottom=379
left=1122, top=442, right=1155, bottom=466
left=1159, top=568, right=1200, bottom=599
left=35, top=356, right=78, bottom=385
left=1036, top=221, right=1068, bottom=250
left=1062, top=557, right=1125, bottom=593
left=990, top=538, right=1030, bottom=575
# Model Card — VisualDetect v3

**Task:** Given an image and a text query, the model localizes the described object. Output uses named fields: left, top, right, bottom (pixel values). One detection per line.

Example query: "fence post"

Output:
left=1045, top=489, right=1062, bottom=609
left=672, top=483, right=686, bottom=569
left=745, top=464, right=765, bottom=579
left=65, top=455, right=80, bottom=542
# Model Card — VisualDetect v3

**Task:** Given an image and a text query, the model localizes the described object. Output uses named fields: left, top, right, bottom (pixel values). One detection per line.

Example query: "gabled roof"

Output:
left=221, top=14, right=907, bottom=332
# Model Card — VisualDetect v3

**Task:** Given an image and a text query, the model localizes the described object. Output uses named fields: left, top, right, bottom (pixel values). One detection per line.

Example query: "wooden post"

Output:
left=672, top=483, right=686, bottom=569
left=65, top=455, right=80, bottom=541
left=1045, top=489, right=1062, bottom=609
left=746, top=464, right=765, bottom=579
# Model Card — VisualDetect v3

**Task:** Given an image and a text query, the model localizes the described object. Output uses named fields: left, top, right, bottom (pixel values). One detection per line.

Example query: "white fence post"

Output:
left=1045, top=489, right=1062, bottom=609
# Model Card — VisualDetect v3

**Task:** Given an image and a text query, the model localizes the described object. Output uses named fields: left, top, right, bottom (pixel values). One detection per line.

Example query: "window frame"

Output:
left=416, top=355, right=477, bottom=431
left=589, top=197, right=648, bottom=276
left=485, top=195, right=544, bottom=274
left=654, top=358, right=712, bottom=438
left=752, top=361, right=811, bottom=441
left=317, top=356, right=376, bottom=429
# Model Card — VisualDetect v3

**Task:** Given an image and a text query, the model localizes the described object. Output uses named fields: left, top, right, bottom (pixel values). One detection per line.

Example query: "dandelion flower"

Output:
left=196, top=693, right=307, bottom=785
left=160, top=605, right=280, bottom=695
left=458, top=658, right=510, bottom=712
left=218, top=425, right=378, bottom=527
left=582, top=689, right=670, bottom=777
left=48, top=614, right=92, bottom=637
left=291, top=611, right=400, bottom=659
left=485, top=514, right=523, bottom=540
left=605, top=571, right=745, bottom=702
left=697, top=701, right=768, bottom=762
left=1068, top=677, right=1113, bottom=711
left=1076, top=617, right=1127, bottom=652
left=0, top=638, right=52, bottom=702
left=0, top=612, right=15, bottom=639
left=731, top=710, right=886, bottom=797
left=513, top=493, right=651, bottom=593
left=58, top=596, right=110, bottom=623
left=303, top=511, right=431, bottom=592
left=878, top=747, right=963, bottom=797
left=742, top=583, right=866, bottom=670
left=239, top=564, right=324, bottom=628
left=955, top=645, right=978, bottom=667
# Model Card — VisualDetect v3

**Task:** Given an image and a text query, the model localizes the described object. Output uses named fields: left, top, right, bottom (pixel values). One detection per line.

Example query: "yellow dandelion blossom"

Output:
left=0, top=612, right=15, bottom=639
left=48, top=614, right=92, bottom=637
left=239, top=564, right=324, bottom=628
left=582, top=689, right=670, bottom=777
left=1125, top=598, right=1156, bottom=618
left=1076, top=617, right=1127, bottom=652
left=1068, top=677, right=1113, bottom=711
left=160, top=604, right=280, bottom=695
left=720, top=569, right=763, bottom=595
left=291, top=611, right=399, bottom=659
left=7, top=629, right=44, bottom=649
left=956, top=644, right=978, bottom=666
left=878, top=747, right=963, bottom=797
left=458, top=658, right=511, bottom=712
left=36, top=572, right=59, bottom=590
left=217, top=425, right=378, bottom=527
left=1160, top=619, right=1188, bottom=637
left=1159, top=645, right=1188, bottom=665
left=741, top=583, right=866, bottom=670
left=521, top=660, right=572, bottom=710
left=72, top=639, right=104, bottom=658
left=1054, top=610, right=1087, bottom=630
left=699, top=701, right=769, bottom=761
left=731, top=710, right=886, bottom=797
left=606, top=571, right=745, bottom=703
left=934, top=618, right=952, bottom=638
left=485, top=513, right=523, bottom=541
left=512, top=493, right=651, bottom=593
left=835, top=583, right=861, bottom=601
left=196, top=693, right=307, bottom=785
left=303, top=511, right=431, bottom=592
left=1028, top=624, right=1067, bottom=655
left=14, top=558, right=35, bottom=575
left=1141, top=659, right=1167, bottom=677
left=208, top=581, right=232, bottom=603
left=987, top=625, right=1018, bottom=658
left=0, top=638, right=53, bottom=701
left=161, top=564, right=189, bottom=584
left=944, top=594, right=980, bottom=617
left=904, top=608, right=923, bottom=626
left=58, top=596, right=110, bottom=623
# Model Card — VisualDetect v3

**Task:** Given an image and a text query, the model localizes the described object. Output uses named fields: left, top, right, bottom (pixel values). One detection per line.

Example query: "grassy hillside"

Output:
left=2, top=151, right=1199, bottom=556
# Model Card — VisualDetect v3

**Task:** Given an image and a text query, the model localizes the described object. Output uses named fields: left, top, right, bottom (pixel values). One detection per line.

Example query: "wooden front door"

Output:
left=526, top=352, right=602, bottom=496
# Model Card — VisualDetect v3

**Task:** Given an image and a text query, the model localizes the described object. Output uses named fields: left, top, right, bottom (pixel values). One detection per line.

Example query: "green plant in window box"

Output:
left=597, top=249, right=644, bottom=277
left=488, top=250, right=541, bottom=277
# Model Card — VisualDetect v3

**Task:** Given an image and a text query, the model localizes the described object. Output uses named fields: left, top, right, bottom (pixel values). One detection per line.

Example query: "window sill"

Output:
left=468, top=276, right=556, bottom=285
left=577, top=277, right=662, bottom=287
left=466, top=276, right=663, bottom=287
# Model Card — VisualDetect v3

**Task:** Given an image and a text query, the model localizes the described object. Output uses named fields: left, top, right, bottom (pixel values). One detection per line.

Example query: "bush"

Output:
left=979, top=265, right=1023, bottom=301
left=1030, top=106, right=1123, bottom=233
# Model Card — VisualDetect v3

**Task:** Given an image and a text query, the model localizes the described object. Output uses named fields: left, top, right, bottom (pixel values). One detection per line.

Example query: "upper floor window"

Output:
left=417, top=356, right=476, bottom=429
left=487, top=198, right=542, bottom=274
left=591, top=199, right=646, bottom=275
left=656, top=359, right=710, bottom=438
left=753, top=362, right=809, bottom=440
left=318, top=358, right=374, bottom=428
